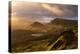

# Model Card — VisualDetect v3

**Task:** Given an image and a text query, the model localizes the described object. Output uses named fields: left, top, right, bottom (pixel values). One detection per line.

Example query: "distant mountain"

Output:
left=29, top=22, right=47, bottom=32
left=31, top=22, right=44, bottom=27
left=46, top=18, right=78, bottom=34
left=50, top=18, right=77, bottom=26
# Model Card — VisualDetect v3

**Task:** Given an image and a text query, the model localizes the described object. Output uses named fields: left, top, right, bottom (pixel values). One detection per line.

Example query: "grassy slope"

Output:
left=11, top=19, right=78, bottom=52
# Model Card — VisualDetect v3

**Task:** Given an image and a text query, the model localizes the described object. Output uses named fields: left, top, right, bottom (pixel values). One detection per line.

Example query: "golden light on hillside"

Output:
left=11, top=16, right=32, bottom=30
left=11, top=17, right=18, bottom=21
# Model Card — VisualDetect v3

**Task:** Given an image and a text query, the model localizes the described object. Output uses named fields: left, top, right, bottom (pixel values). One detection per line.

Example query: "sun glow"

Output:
left=11, top=17, right=19, bottom=21
left=11, top=16, right=32, bottom=30
left=11, top=17, right=20, bottom=27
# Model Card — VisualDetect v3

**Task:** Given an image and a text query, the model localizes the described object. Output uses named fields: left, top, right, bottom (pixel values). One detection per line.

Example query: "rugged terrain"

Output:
left=11, top=18, right=78, bottom=52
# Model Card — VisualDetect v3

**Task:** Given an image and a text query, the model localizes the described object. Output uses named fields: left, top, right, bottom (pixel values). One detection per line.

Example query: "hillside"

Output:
left=50, top=18, right=77, bottom=26
left=11, top=18, right=78, bottom=52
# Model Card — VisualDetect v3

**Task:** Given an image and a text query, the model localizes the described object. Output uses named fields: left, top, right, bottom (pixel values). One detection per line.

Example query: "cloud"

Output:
left=11, top=1, right=78, bottom=29
left=11, top=1, right=78, bottom=21
left=41, top=4, right=78, bottom=17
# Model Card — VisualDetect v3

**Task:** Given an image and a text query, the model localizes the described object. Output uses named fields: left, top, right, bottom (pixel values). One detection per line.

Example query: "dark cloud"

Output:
left=41, top=4, right=78, bottom=18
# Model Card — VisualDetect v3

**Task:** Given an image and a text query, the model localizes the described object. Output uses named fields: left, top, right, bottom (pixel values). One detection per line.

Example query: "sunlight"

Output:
left=41, top=4, right=63, bottom=16
left=11, top=17, right=19, bottom=22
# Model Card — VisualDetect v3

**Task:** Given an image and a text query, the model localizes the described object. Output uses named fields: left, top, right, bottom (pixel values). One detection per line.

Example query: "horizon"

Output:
left=10, top=1, right=78, bottom=30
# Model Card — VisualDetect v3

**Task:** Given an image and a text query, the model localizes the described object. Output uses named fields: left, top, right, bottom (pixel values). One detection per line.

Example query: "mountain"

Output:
left=31, top=22, right=44, bottom=27
left=45, top=18, right=78, bottom=35
left=11, top=18, right=78, bottom=52
left=50, top=18, right=77, bottom=26
left=29, top=22, right=47, bottom=32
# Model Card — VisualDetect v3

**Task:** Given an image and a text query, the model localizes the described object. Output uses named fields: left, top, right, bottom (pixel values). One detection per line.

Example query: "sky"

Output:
left=11, top=1, right=78, bottom=29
